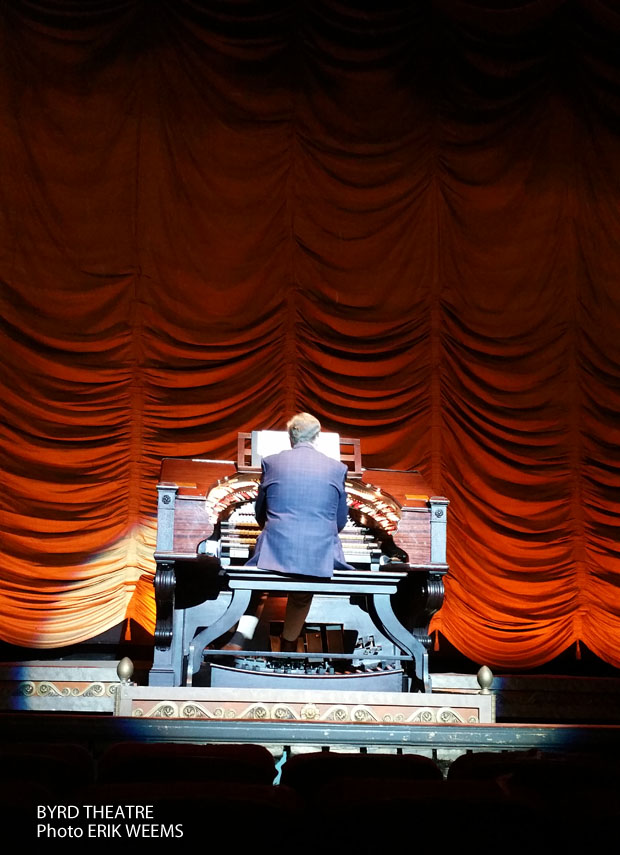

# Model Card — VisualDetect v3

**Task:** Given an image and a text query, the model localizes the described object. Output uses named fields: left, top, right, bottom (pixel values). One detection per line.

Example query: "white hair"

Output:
left=287, top=412, right=321, bottom=446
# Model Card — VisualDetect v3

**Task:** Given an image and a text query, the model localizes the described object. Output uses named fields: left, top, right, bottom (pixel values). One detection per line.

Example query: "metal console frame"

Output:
left=150, top=562, right=446, bottom=691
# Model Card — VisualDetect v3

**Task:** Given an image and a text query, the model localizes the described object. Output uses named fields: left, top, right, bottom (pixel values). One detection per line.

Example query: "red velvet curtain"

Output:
left=1, top=0, right=619, bottom=668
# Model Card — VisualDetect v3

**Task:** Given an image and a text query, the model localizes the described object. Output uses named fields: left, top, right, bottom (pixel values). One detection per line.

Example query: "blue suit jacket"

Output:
left=245, top=441, right=353, bottom=577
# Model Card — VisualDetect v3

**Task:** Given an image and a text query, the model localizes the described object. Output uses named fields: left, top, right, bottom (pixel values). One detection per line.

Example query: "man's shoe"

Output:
left=280, top=636, right=298, bottom=653
left=222, top=630, right=245, bottom=651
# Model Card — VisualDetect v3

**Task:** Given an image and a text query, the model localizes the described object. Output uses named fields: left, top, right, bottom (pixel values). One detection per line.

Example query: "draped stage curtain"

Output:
left=1, top=0, right=620, bottom=669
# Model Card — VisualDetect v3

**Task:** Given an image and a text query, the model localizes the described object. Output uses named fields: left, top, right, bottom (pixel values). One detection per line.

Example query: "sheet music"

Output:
left=251, top=430, right=341, bottom=465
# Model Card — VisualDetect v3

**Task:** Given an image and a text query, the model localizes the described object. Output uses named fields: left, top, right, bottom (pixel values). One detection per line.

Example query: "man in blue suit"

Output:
left=248, top=412, right=352, bottom=578
left=233, top=413, right=353, bottom=651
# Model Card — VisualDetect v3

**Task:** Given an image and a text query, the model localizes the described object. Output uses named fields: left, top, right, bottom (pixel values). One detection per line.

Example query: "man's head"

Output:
left=287, top=412, right=321, bottom=447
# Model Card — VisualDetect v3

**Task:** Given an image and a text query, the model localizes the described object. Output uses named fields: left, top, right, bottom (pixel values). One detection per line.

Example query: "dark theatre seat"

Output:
left=313, top=778, right=540, bottom=849
left=97, top=741, right=277, bottom=785
left=447, top=748, right=620, bottom=786
left=0, top=741, right=95, bottom=794
left=279, top=750, right=443, bottom=799
left=0, top=780, right=55, bottom=827
left=447, top=749, right=620, bottom=840
left=0, top=742, right=96, bottom=828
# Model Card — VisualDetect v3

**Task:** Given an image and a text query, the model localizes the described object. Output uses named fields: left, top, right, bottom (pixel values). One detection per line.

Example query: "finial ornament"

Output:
left=117, top=656, right=134, bottom=684
left=477, top=665, right=493, bottom=694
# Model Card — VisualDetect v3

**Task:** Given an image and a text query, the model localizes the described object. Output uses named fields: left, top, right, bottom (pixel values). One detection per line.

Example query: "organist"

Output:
left=227, top=412, right=354, bottom=651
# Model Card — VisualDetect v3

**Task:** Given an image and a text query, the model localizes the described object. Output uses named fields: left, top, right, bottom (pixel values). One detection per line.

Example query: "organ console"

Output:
left=149, top=433, right=448, bottom=692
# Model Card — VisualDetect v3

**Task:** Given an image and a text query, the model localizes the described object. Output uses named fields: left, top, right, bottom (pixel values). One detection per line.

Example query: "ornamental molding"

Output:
left=130, top=698, right=480, bottom=724
left=11, top=681, right=116, bottom=698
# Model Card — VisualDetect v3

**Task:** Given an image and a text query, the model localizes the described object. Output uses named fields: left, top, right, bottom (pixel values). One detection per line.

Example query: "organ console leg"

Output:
left=367, top=592, right=431, bottom=691
left=150, top=561, right=183, bottom=687
left=186, top=587, right=253, bottom=677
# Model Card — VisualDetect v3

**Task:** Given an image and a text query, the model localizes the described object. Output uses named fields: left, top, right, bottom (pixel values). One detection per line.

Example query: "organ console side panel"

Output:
left=149, top=437, right=448, bottom=691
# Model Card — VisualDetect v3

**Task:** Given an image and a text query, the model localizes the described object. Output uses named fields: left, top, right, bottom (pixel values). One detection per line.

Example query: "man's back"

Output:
left=246, top=441, right=351, bottom=577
